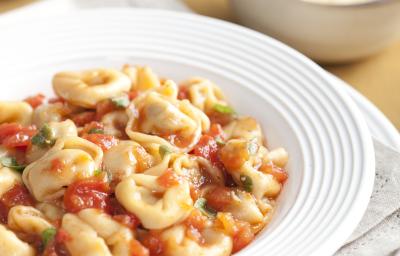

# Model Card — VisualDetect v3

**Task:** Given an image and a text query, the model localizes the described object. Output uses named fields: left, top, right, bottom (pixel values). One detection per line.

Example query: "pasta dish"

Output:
left=0, top=65, right=288, bottom=256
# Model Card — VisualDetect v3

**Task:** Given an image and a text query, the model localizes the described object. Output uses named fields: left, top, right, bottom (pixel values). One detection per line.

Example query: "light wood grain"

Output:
left=1, top=0, right=399, bottom=129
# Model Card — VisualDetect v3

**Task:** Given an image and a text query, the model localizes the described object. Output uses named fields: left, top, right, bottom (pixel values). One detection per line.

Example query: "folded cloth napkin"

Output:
left=335, top=140, right=400, bottom=256
left=2, top=1, right=400, bottom=255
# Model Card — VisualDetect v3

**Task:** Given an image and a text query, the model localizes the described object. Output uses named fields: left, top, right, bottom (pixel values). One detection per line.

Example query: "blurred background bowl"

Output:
left=230, top=0, right=400, bottom=63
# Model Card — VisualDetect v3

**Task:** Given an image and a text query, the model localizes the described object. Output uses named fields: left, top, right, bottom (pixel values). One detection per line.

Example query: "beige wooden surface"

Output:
left=1, top=0, right=399, bottom=129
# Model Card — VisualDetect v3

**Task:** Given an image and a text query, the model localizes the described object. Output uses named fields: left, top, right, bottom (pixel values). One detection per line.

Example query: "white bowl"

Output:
left=0, top=9, right=375, bottom=255
left=230, top=0, right=400, bottom=63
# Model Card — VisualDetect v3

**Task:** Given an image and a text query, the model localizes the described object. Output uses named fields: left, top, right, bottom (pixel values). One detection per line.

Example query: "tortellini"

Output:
left=32, top=102, right=68, bottom=128
left=161, top=225, right=232, bottom=256
left=122, top=64, right=161, bottom=92
left=126, top=82, right=210, bottom=152
left=26, top=120, right=78, bottom=163
left=101, top=110, right=129, bottom=139
left=0, top=166, right=21, bottom=197
left=224, top=116, right=264, bottom=145
left=23, top=136, right=103, bottom=201
left=0, top=224, right=35, bottom=256
left=61, top=213, right=111, bottom=256
left=0, top=66, right=288, bottom=256
left=78, top=209, right=136, bottom=256
left=53, top=68, right=131, bottom=108
left=115, top=173, right=193, bottom=229
left=103, top=140, right=154, bottom=180
left=180, top=78, right=227, bottom=114
left=8, top=205, right=53, bottom=235
left=0, top=101, right=32, bottom=125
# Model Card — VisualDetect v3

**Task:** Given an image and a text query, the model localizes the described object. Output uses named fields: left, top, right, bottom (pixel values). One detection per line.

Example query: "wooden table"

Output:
left=1, top=0, right=399, bottom=129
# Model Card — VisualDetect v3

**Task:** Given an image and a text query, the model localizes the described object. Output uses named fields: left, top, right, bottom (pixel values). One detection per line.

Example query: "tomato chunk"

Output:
left=260, top=163, right=288, bottom=183
left=79, top=121, right=104, bottom=136
left=184, top=209, right=208, bottom=231
left=232, top=221, right=255, bottom=253
left=108, top=196, right=141, bottom=229
left=0, top=184, right=34, bottom=223
left=207, top=123, right=225, bottom=140
left=205, top=187, right=233, bottom=211
left=63, top=179, right=110, bottom=213
left=128, top=90, right=139, bottom=100
left=82, top=134, right=118, bottom=151
left=71, top=111, right=96, bottom=127
left=192, top=135, right=219, bottom=166
left=43, top=229, right=71, bottom=256
left=157, top=168, right=181, bottom=188
left=141, top=231, right=164, bottom=256
left=0, top=123, right=36, bottom=149
left=177, top=85, right=189, bottom=100
left=95, top=100, right=117, bottom=120
left=24, top=93, right=45, bottom=108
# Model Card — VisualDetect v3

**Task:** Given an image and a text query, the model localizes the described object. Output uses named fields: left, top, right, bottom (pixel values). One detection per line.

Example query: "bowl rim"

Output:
left=299, top=0, right=395, bottom=8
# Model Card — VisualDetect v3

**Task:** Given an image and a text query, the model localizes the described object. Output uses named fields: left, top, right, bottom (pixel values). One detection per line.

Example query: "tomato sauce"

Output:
left=0, top=123, right=37, bottom=149
left=24, top=94, right=46, bottom=109
left=141, top=231, right=164, bottom=256
left=0, top=184, right=34, bottom=223
left=71, top=111, right=96, bottom=127
left=260, top=163, right=288, bottom=183
left=81, top=134, right=118, bottom=151
left=63, top=179, right=110, bottom=213
left=157, top=168, right=181, bottom=188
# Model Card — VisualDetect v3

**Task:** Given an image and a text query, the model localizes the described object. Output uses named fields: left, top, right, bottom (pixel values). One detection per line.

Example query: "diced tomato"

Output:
left=82, top=134, right=118, bottom=151
left=219, top=140, right=249, bottom=171
left=157, top=168, right=181, bottom=188
left=63, top=178, right=110, bottom=213
left=141, top=231, right=164, bottom=256
left=208, top=111, right=234, bottom=126
left=205, top=187, right=233, bottom=211
left=177, top=85, right=189, bottom=100
left=189, top=186, right=200, bottom=201
left=184, top=209, right=208, bottom=231
left=0, top=184, right=34, bottom=223
left=130, top=239, right=150, bottom=256
left=207, top=123, right=225, bottom=140
left=95, top=100, right=116, bottom=120
left=50, top=158, right=65, bottom=173
left=128, top=90, right=139, bottom=100
left=79, top=121, right=104, bottom=136
left=55, top=229, right=72, bottom=243
left=24, top=93, right=46, bottom=108
left=193, top=135, right=220, bottom=166
left=232, top=221, right=255, bottom=253
left=71, top=111, right=96, bottom=127
left=0, top=123, right=36, bottom=149
left=107, top=197, right=141, bottom=229
left=260, top=163, right=288, bottom=183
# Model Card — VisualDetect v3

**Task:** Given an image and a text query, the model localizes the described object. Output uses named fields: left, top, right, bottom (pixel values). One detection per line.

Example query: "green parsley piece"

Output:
left=159, top=145, right=172, bottom=158
left=215, top=137, right=226, bottom=146
left=111, top=95, right=130, bottom=108
left=93, top=169, right=102, bottom=176
left=31, top=124, right=55, bottom=148
left=240, top=175, right=253, bottom=192
left=194, top=198, right=217, bottom=218
left=247, top=138, right=258, bottom=155
left=88, top=128, right=104, bottom=134
left=213, top=103, right=235, bottom=115
left=41, top=227, right=57, bottom=247
left=0, top=157, right=26, bottom=172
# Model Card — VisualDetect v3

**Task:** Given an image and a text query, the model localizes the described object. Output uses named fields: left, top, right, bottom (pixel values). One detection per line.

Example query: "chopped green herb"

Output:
left=213, top=103, right=235, bottom=115
left=194, top=198, right=217, bottom=218
left=31, top=124, right=55, bottom=148
left=247, top=138, right=258, bottom=155
left=88, top=128, right=104, bottom=134
left=41, top=227, right=57, bottom=247
left=240, top=175, right=253, bottom=192
left=93, top=169, right=102, bottom=176
left=0, top=157, right=26, bottom=172
left=215, top=137, right=225, bottom=146
left=159, top=145, right=172, bottom=158
left=111, top=95, right=130, bottom=108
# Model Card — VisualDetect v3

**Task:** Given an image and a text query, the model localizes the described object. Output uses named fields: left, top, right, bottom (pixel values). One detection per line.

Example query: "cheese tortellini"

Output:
left=23, top=136, right=103, bottom=201
left=161, top=225, right=232, bottom=256
left=115, top=173, right=193, bottom=229
left=126, top=81, right=210, bottom=152
left=0, top=65, right=288, bottom=256
left=53, top=68, right=131, bottom=108
left=0, top=101, right=33, bottom=125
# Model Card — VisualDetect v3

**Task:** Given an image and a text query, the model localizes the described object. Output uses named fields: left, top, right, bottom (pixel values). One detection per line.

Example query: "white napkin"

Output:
left=2, top=1, right=400, bottom=255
